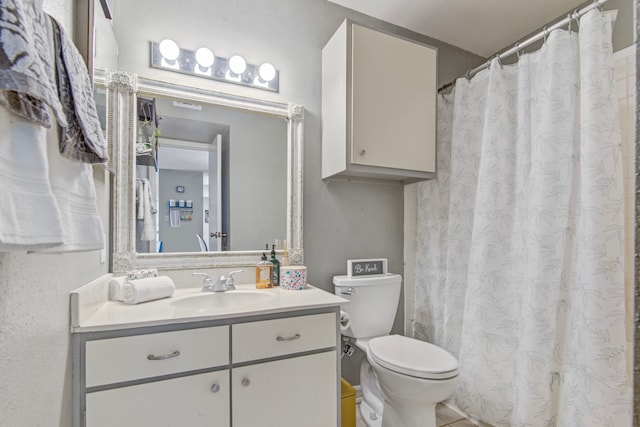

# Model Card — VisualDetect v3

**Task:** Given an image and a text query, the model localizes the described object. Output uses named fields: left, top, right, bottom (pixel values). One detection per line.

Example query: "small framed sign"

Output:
left=176, top=185, right=185, bottom=193
left=347, top=258, right=388, bottom=278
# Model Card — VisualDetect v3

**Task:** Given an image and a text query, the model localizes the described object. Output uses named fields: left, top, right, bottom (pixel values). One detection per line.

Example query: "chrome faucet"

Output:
left=193, top=270, right=243, bottom=292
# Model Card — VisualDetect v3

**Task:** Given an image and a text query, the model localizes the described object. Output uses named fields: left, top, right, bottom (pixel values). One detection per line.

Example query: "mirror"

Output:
left=97, top=69, right=304, bottom=272
left=134, top=95, right=287, bottom=253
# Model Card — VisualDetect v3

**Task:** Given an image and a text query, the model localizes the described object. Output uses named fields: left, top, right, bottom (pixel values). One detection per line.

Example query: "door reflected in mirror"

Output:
left=135, top=95, right=287, bottom=253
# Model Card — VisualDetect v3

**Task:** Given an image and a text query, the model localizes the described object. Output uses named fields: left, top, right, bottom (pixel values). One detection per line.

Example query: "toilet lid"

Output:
left=368, top=335, right=459, bottom=380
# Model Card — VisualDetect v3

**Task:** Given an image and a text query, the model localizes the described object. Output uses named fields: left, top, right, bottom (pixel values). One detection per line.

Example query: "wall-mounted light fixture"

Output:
left=150, top=40, right=279, bottom=92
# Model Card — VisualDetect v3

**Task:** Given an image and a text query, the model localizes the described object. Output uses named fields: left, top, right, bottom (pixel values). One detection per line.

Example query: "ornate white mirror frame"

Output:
left=96, top=69, right=304, bottom=272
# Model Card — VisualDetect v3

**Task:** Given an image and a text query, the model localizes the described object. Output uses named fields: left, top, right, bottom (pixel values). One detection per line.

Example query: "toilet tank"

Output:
left=334, top=274, right=401, bottom=339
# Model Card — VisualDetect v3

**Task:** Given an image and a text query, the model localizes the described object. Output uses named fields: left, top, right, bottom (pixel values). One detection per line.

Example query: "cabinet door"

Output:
left=86, top=371, right=230, bottom=427
left=232, top=351, right=337, bottom=427
left=351, top=24, right=436, bottom=173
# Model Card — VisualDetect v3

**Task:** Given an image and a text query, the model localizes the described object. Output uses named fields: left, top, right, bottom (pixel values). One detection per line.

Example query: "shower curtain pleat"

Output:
left=413, top=10, right=630, bottom=426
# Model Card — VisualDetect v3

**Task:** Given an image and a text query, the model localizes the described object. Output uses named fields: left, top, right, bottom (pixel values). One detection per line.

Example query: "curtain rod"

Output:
left=438, top=0, right=609, bottom=92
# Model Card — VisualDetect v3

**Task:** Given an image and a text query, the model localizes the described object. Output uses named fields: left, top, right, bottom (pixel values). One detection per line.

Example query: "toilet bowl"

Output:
left=366, top=335, right=459, bottom=427
left=334, top=271, right=459, bottom=427
left=353, top=338, right=385, bottom=425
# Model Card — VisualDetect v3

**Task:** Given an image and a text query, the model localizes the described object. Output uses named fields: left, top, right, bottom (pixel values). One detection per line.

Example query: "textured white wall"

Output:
left=0, top=1, right=110, bottom=426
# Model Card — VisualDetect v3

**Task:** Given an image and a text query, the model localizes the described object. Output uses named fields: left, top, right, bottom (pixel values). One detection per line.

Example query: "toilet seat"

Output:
left=368, top=335, right=459, bottom=380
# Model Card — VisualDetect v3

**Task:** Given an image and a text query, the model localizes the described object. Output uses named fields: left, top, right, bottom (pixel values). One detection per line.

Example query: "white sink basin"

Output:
left=170, top=290, right=275, bottom=313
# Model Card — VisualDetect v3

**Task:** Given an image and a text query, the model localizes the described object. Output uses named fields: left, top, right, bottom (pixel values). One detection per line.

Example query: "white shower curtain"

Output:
left=413, top=10, right=630, bottom=426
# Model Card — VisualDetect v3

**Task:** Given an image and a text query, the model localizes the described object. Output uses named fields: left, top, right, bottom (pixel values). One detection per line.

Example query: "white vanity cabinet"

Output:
left=322, top=20, right=437, bottom=182
left=73, top=309, right=340, bottom=427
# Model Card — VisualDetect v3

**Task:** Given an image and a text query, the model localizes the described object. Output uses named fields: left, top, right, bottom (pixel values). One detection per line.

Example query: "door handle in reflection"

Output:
left=210, top=232, right=228, bottom=238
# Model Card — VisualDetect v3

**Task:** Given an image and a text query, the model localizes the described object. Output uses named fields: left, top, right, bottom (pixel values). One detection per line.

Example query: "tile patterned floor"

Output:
left=355, top=402, right=493, bottom=427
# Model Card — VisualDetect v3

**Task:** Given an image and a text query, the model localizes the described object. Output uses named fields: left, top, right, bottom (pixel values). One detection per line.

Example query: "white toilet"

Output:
left=335, top=273, right=459, bottom=427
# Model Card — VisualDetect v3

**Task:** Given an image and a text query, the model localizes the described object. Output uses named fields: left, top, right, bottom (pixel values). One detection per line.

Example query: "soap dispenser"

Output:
left=270, top=244, right=280, bottom=286
left=256, top=252, right=273, bottom=289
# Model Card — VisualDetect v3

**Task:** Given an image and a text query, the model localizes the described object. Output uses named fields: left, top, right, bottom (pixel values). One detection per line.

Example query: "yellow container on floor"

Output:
left=341, top=378, right=356, bottom=427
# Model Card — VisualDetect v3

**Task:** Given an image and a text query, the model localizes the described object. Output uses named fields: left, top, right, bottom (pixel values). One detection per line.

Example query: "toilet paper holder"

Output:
left=340, top=310, right=351, bottom=333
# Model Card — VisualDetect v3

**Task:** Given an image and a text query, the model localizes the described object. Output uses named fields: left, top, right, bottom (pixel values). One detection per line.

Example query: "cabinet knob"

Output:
left=359, top=149, right=366, bottom=156
left=211, top=383, right=220, bottom=393
left=241, top=377, right=250, bottom=387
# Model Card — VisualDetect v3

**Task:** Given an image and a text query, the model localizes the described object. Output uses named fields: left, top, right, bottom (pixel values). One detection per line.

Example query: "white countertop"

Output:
left=71, top=276, right=348, bottom=333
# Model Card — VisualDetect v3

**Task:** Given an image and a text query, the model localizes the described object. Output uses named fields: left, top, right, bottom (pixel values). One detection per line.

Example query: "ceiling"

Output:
left=328, top=0, right=588, bottom=57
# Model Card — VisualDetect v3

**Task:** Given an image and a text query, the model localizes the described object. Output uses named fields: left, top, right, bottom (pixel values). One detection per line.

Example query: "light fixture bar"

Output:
left=150, top=41, right=279, bottom=93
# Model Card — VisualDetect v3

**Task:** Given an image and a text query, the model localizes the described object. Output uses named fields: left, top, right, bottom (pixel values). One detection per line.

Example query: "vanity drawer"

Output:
left=85, top=326, right=229, bottom=387
left=232, top=313, right=336, bottom=363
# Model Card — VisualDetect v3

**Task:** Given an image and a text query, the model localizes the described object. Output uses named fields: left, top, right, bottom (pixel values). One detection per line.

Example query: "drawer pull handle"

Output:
left=147, top=350, right=180, bottom=361
left=276, top=333, right=301, bottom=342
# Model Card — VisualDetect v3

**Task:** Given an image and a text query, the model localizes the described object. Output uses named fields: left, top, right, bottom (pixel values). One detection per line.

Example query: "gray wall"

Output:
left=159, top=169, right=204, bottom=252
left=606, top=0, right=634, bottom=52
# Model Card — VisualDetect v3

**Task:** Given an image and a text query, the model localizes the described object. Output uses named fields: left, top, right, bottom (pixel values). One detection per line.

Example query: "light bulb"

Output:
left=258, top=63, right=276, bottom=82
left=159, top=39, right=180, bottom=61
left=195, top=47, right=215, bottom=68
left=228, top=55, right=247, bottom=75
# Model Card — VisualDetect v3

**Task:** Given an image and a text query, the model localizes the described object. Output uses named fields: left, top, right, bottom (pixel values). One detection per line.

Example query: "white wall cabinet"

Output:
left=322, top=20, right=437, bottom=182
left=74, top=310, right=339, bottom=427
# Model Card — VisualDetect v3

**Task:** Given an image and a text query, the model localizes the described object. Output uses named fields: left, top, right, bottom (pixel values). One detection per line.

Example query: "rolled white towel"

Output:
left=121, top=276, right=176, bottom=305
left=127, top=269, right=158, bottom=280
left=108, top=276, right=127, bottom=301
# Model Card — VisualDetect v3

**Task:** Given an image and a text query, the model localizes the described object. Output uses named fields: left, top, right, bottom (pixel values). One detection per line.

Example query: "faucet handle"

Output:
left=192, top=272, right=211, bottom=281
left=225, top=270, right=243, bottom=290
left=192, top=272, right=215, bottom=292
